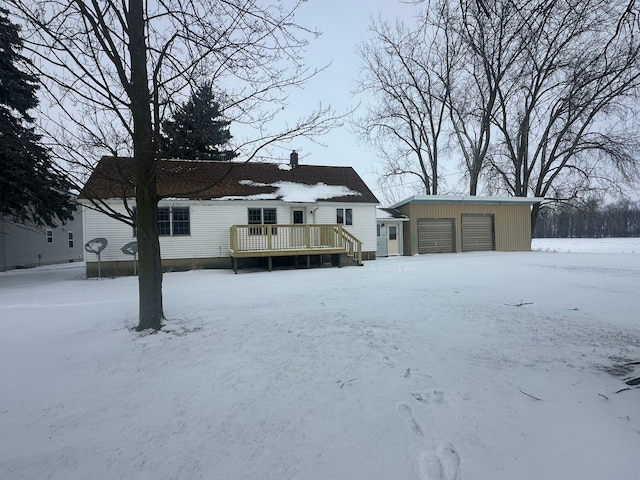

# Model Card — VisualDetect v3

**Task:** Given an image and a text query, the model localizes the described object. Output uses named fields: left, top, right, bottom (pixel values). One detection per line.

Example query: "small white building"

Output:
left=80, top=154, right=379, bottom=276
left=376, top=208, right=409, bottom=257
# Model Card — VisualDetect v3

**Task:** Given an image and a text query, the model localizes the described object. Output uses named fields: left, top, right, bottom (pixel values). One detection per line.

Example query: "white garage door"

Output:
left=418, top=218, right=455, bottom=254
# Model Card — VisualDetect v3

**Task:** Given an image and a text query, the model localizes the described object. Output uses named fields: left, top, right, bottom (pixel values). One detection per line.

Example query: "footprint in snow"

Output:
left=419, top=451, right=444, bottom=480
left=382, top=355, right=395, bottom=368
left=411, top=390, right=445, bottom=404
left=419, top=443, right=461, bottom=480
left=396, top=402, right=423, bottom=436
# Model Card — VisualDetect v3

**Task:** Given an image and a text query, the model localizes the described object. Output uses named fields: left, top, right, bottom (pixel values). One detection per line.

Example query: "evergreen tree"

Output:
left=0, top=8, right=74, bottom=226
left=160, top=83, right=238, bottom=161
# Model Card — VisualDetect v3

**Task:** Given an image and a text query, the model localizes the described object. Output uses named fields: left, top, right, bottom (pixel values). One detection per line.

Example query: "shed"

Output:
left=392, top=196, right=544, bottom=255
left=376, top=208, right=409, bottom=257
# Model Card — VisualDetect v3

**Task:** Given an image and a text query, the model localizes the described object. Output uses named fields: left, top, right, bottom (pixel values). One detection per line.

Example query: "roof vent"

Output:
left=290, top=150, right=299, bottom=168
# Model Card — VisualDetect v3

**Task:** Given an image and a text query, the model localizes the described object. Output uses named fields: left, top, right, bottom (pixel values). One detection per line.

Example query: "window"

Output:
left=157, top=207, right=171, bottom=236
left=133, top=206, right=190, bottom=237
left=248, top=208, right=262, bottom=225
left=248, top=208, right=277, bottom=235
left=68, top=231, right=74, bottom=248
left=337, top=208, right=353, bottom=225
left=263, top=208, right=277, bottom=225
left=46, top=229, right=53, bottom=244
left=293, top=210, right=304, bottom=224
left=389, top=225, right=397, bottom=240
left=172, top=207, right=190, bottom=235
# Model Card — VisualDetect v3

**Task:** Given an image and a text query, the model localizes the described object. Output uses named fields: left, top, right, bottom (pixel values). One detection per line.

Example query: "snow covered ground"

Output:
left=1, top=239, right=639, bottom=480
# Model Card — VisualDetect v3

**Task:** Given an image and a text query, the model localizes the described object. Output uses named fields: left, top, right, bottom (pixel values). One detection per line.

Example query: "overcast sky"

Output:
left=239, top=0, right=421, bottom=204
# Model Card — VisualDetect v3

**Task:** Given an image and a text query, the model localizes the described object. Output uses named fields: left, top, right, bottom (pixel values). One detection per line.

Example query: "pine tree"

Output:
left=160, top=83, right=238, bottom=161
left=0, top=8, right=74, bottom=227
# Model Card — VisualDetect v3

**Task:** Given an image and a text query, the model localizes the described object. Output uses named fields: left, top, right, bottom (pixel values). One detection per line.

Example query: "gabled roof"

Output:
left=80, top=157, right=379, bottom=204
left=392, top=195, right=544, bottom=208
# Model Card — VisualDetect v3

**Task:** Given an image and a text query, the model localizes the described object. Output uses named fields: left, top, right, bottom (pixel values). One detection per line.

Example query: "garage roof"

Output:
left=392, top=195, right=545, bottom=208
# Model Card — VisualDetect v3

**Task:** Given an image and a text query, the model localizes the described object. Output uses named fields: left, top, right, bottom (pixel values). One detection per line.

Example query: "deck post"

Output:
left=268, top=256, right=272, bottom=272
left=306, top=255, right=310, bottom=268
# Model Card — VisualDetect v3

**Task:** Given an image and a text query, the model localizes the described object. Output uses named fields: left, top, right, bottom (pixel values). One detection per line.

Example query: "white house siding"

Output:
left=82, top=203, right=134, bottom=262
left=312, top=202, right=377, bottom=254
left=82, top=200, right=378, bottom=266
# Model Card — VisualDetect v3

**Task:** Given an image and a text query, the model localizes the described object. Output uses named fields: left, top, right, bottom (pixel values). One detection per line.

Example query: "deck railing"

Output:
left=229, top=224, right=362, bottom=264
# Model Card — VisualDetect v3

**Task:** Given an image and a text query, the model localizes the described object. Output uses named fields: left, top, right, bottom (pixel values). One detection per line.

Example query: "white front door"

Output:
left=387, top=224, right=400, bottom=255
left=377, top=223, right=388, bottom=257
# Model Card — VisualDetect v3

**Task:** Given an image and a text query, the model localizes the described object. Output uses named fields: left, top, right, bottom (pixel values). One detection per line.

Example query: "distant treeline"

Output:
left=534, top=199, right=640, bottom=238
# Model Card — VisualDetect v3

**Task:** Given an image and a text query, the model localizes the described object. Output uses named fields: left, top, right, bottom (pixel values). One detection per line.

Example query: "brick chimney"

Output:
left=290, top=150, right=299, bottom=168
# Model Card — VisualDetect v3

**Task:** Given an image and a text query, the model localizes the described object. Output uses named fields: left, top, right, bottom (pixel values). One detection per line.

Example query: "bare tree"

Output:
left=9, top=0, right=337, bottom=330
left=359, top=0, right=640, bottom=233
left=484, top=0, right=640, bottom=230
left=356, top=0, right=531, bottom=197
left=356, top=5, right=453, bottom=196
left=448, top=0, right=534, bottom=195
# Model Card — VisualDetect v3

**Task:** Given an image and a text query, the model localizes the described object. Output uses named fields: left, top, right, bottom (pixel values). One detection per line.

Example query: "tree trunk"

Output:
left=129, top=0, right=164, bottom=330
left=469, top=166, right=480, bottom=196
left=530, top=202, right=541, bottom=239
left=135, top=181, right=164, bottom=330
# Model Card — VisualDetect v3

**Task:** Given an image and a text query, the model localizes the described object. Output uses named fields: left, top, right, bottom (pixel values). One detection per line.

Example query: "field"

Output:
left=1, top=238, right=639, bottom=480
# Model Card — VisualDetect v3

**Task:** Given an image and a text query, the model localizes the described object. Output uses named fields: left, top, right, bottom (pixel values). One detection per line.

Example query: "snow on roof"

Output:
left=376, top=207, right=409, bottom=220
left=221, top=181, right=362, bottom=202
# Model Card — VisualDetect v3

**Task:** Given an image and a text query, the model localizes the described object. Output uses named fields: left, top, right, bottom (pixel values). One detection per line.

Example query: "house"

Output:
left=392, top=195, right=544, bottom=255
left=376, top=208, right=409, bottom=257
left=79, top=153, right=379, bottom=277
left=1, top=212, right=84, bottom=271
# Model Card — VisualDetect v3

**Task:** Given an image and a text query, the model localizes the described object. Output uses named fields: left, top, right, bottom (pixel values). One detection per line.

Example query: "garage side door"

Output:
left=418, top=218, right=455, bottom=254
left=461, top=214, right=494, bottom=252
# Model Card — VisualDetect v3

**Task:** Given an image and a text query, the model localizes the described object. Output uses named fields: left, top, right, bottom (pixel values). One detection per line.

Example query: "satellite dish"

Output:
left=121, top=241, right=138, bottom=256
left=84, top=237, right=108, bottom=279
left=121, top=241, right=139, bottom=276
left=85, top=237, right=108, bottom=254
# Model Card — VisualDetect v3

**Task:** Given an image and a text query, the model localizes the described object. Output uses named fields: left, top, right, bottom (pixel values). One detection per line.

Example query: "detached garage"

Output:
left=392, top=196, right=544, bottom=255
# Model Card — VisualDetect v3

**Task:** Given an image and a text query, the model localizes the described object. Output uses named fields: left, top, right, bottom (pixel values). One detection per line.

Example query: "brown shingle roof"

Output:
left=80, top=157, right=379, bottom=204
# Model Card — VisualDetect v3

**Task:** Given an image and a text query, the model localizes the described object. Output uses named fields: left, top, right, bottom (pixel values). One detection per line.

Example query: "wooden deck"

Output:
left=229, top=224, right=363, bottom=272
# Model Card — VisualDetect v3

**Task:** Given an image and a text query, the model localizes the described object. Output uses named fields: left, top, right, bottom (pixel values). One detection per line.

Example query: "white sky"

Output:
left=237, top=0, right=421, bottom=203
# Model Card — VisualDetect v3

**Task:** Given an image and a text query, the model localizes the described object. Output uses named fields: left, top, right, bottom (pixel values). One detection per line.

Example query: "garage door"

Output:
left=461, top=214, right=494, bottom=252
left=418, top=218, right=455, bottom=254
